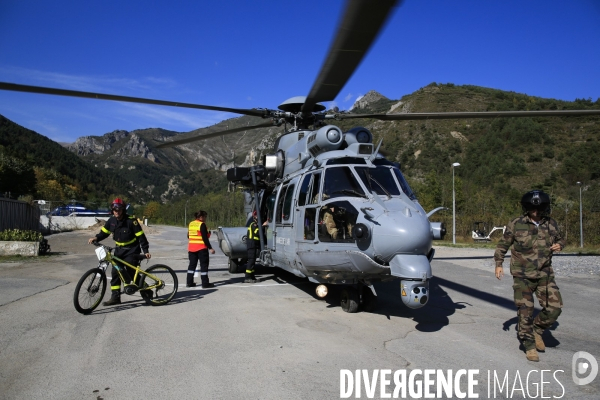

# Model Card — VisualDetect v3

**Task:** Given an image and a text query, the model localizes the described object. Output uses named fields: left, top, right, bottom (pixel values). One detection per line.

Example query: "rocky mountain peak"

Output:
left=350, top=90, right=389, bottom=111
left=67, top=130, right=130, bottom=156
left=115, top=132, right=157, bottom=162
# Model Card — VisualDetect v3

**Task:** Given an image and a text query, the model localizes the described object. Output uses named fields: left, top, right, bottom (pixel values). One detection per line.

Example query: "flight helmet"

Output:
left=111, top=198, right=126, bottom=211
left=521, top=190, right=551, bottom=216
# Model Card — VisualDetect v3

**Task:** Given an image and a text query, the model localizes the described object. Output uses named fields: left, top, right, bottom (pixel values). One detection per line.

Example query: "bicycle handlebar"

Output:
left=91, top=241, right=114, bottom=252
left=91, top=242, right=147, bottom=260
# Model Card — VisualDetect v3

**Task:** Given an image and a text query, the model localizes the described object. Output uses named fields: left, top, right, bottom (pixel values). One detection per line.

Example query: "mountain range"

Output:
left=2, top=83, right=599, bottom=212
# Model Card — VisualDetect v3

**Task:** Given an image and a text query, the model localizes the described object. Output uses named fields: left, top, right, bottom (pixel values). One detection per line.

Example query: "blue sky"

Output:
left=1, top=0, right=599, bottom=143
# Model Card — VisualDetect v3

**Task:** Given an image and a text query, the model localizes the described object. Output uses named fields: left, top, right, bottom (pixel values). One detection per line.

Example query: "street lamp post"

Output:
left=184, top=199, right=189, bottom=228
left=452, top=162, right=461, bottom=245
left=577, top=182, right=583, bottom=248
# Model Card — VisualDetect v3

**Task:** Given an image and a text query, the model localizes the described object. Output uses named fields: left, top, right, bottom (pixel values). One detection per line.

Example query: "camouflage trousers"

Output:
left=513, top=274, right=563, bottom=350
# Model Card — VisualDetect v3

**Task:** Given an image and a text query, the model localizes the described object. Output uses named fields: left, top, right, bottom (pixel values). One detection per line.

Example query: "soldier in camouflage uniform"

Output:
left=494, top=190, right=565, bottom=362
left=321, top=205, right=353, bottom=240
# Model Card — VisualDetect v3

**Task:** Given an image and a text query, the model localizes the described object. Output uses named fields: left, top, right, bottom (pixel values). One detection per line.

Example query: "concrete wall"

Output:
left=0, top=241, right=39, bottom=256
left=40, top=216, right=102, bottom=232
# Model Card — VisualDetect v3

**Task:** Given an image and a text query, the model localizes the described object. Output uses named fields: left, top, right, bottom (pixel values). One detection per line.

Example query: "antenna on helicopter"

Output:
left=370, top=138, right=384, bottom=161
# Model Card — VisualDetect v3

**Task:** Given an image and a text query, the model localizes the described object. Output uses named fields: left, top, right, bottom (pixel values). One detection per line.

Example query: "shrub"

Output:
left=0, top=229, right=43, bottom=241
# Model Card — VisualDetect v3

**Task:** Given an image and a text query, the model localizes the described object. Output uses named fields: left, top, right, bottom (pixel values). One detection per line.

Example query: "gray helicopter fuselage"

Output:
left=219, top=125, right=441, bottom=309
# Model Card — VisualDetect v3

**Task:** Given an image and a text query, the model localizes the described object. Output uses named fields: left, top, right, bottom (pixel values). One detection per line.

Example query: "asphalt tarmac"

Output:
left=0, top=225, right=598, bottom=399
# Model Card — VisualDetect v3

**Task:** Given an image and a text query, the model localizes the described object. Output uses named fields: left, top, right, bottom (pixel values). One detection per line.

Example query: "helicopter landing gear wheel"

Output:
left=340, top=287, right=359, bottom=313
left=228, top=258, right=247, bottom=273
left=228, top=258, right=239, bottom=274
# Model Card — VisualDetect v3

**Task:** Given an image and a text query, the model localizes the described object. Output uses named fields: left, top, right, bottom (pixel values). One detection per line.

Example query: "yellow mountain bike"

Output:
left=73, top=243, right=178, bottom=314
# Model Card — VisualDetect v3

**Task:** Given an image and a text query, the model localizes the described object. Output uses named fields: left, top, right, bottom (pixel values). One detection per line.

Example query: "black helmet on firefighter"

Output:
left=521, top=190, right=551, bottom=216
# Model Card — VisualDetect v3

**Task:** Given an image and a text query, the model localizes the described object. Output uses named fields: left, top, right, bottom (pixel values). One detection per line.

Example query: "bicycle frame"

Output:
left=99, top=246, right=164, bottom=292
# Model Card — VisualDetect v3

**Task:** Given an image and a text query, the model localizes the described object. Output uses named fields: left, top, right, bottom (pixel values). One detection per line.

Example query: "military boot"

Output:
left=103, top=297, right=121, bottom=306
left=526, top=349, right=539, bottom=362
left=534, top=331, right=546, bottom=352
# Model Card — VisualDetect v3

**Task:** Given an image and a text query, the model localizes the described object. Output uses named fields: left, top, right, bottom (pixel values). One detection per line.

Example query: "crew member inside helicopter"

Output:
left=318, top=203, right=354, bottom=242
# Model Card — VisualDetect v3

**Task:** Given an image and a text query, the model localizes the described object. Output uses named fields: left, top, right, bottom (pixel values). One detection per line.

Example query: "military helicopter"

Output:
left=1, top=0, right=599, bottom=313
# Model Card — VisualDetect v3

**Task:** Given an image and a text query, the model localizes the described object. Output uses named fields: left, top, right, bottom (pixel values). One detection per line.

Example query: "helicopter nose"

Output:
left=372, top=209, right=432, bottom=261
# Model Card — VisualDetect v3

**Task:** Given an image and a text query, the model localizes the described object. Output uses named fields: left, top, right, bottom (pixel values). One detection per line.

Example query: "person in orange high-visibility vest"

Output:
left=187, top=210, right=215, bottom=288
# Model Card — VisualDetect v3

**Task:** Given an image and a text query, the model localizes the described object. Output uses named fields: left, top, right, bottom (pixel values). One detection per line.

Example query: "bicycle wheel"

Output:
left=73, top=268, right=107, bottom=314
left=140, top=264, right=178, bottom=306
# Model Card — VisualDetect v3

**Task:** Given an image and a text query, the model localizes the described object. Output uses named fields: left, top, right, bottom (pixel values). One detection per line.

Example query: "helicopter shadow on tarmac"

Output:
left=432, top=273, right=561, bottom=346
left=247, top=264, right=561, bottom=344
left=246, top=264, right=464, bottom=332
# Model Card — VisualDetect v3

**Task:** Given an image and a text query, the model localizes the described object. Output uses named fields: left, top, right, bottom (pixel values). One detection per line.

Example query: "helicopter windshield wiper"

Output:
left=364, top=168, right=391, bottom=200
left=369, top=176, right=392, bottom=200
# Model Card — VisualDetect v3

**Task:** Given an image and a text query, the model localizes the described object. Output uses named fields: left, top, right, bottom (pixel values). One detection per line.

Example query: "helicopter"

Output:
left=1, top=0, right=600, bottom=313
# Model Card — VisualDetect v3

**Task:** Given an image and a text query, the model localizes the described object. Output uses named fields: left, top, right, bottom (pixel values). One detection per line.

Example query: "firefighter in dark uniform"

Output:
left=88, top=198, right=150, bottom=306
left=245, top=210, right=261, bottom=283
left=186, top=210, right=216, bottom=288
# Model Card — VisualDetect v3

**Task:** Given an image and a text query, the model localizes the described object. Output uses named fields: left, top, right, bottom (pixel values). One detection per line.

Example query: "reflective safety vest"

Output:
left=247, top=221, right=260, bottom=248
left=188, top=220, right=207, bottom=252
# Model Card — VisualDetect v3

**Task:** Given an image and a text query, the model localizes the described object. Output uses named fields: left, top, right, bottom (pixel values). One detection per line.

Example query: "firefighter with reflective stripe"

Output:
left=88, top=198, right=150, bottom=306
left=245, top=210, right=262, bottom=283
left=187, top=210, right=215, bottom=288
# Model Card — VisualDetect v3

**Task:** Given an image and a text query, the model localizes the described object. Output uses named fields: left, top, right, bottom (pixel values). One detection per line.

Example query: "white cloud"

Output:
left=344, top=93, right=354, bottom=102
left=119, top=102, right=230, bottom=130
left=0, top=66, right=175, bottom=94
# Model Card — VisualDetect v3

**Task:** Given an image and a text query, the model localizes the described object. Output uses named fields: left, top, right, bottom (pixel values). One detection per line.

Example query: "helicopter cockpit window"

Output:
left=326, top=157, right=367, bottom=165
left=307, top=172, right=321, bottom=205
left=355, top=166, right=400, bottom=196
left=392, top=168, right=417, bottom=200
left=322, top=167, right=366, bottom=200
left=298, top=174, right=311, bottom=206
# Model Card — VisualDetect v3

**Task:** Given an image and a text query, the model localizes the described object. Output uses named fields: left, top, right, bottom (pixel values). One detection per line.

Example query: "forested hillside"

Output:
left=0, top=115, right=128, bottom=204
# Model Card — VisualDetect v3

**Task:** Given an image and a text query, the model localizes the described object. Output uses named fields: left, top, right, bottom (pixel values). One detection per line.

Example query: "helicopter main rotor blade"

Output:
left=334, top=109, right=600, bottom=121
left=154, top=120, right=276, bottom=148
left=301, top=0, right=400, bottom=115
left=0, top=82, right=268, bottom=118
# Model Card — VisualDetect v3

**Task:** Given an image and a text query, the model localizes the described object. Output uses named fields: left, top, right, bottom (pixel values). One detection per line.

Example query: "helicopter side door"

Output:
left=295, top=171, right=321, bottom=244
left=271, top=177, right=299, bottom=273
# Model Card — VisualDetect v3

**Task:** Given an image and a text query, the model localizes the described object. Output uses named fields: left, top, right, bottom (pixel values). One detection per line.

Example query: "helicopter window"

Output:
left=275, top=185, right=287, bottom=224
left=392, top=168, right=417, bottom=200
left=318, top=201, right=357, bottom=243
left=304, top=207, right=317, bottom=240
left=355, top=166, right=400, bottom=196
left=326, top=157, right=367, bottom=165
left=266, top=193, right=276, bottom=223
left=307, top=172, right=322, bottom=205
left=322, top=167, right=366, bottom=200
left=298, top=174, right=311, bottom=206
left=282, top=184, right=295, bottom=222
